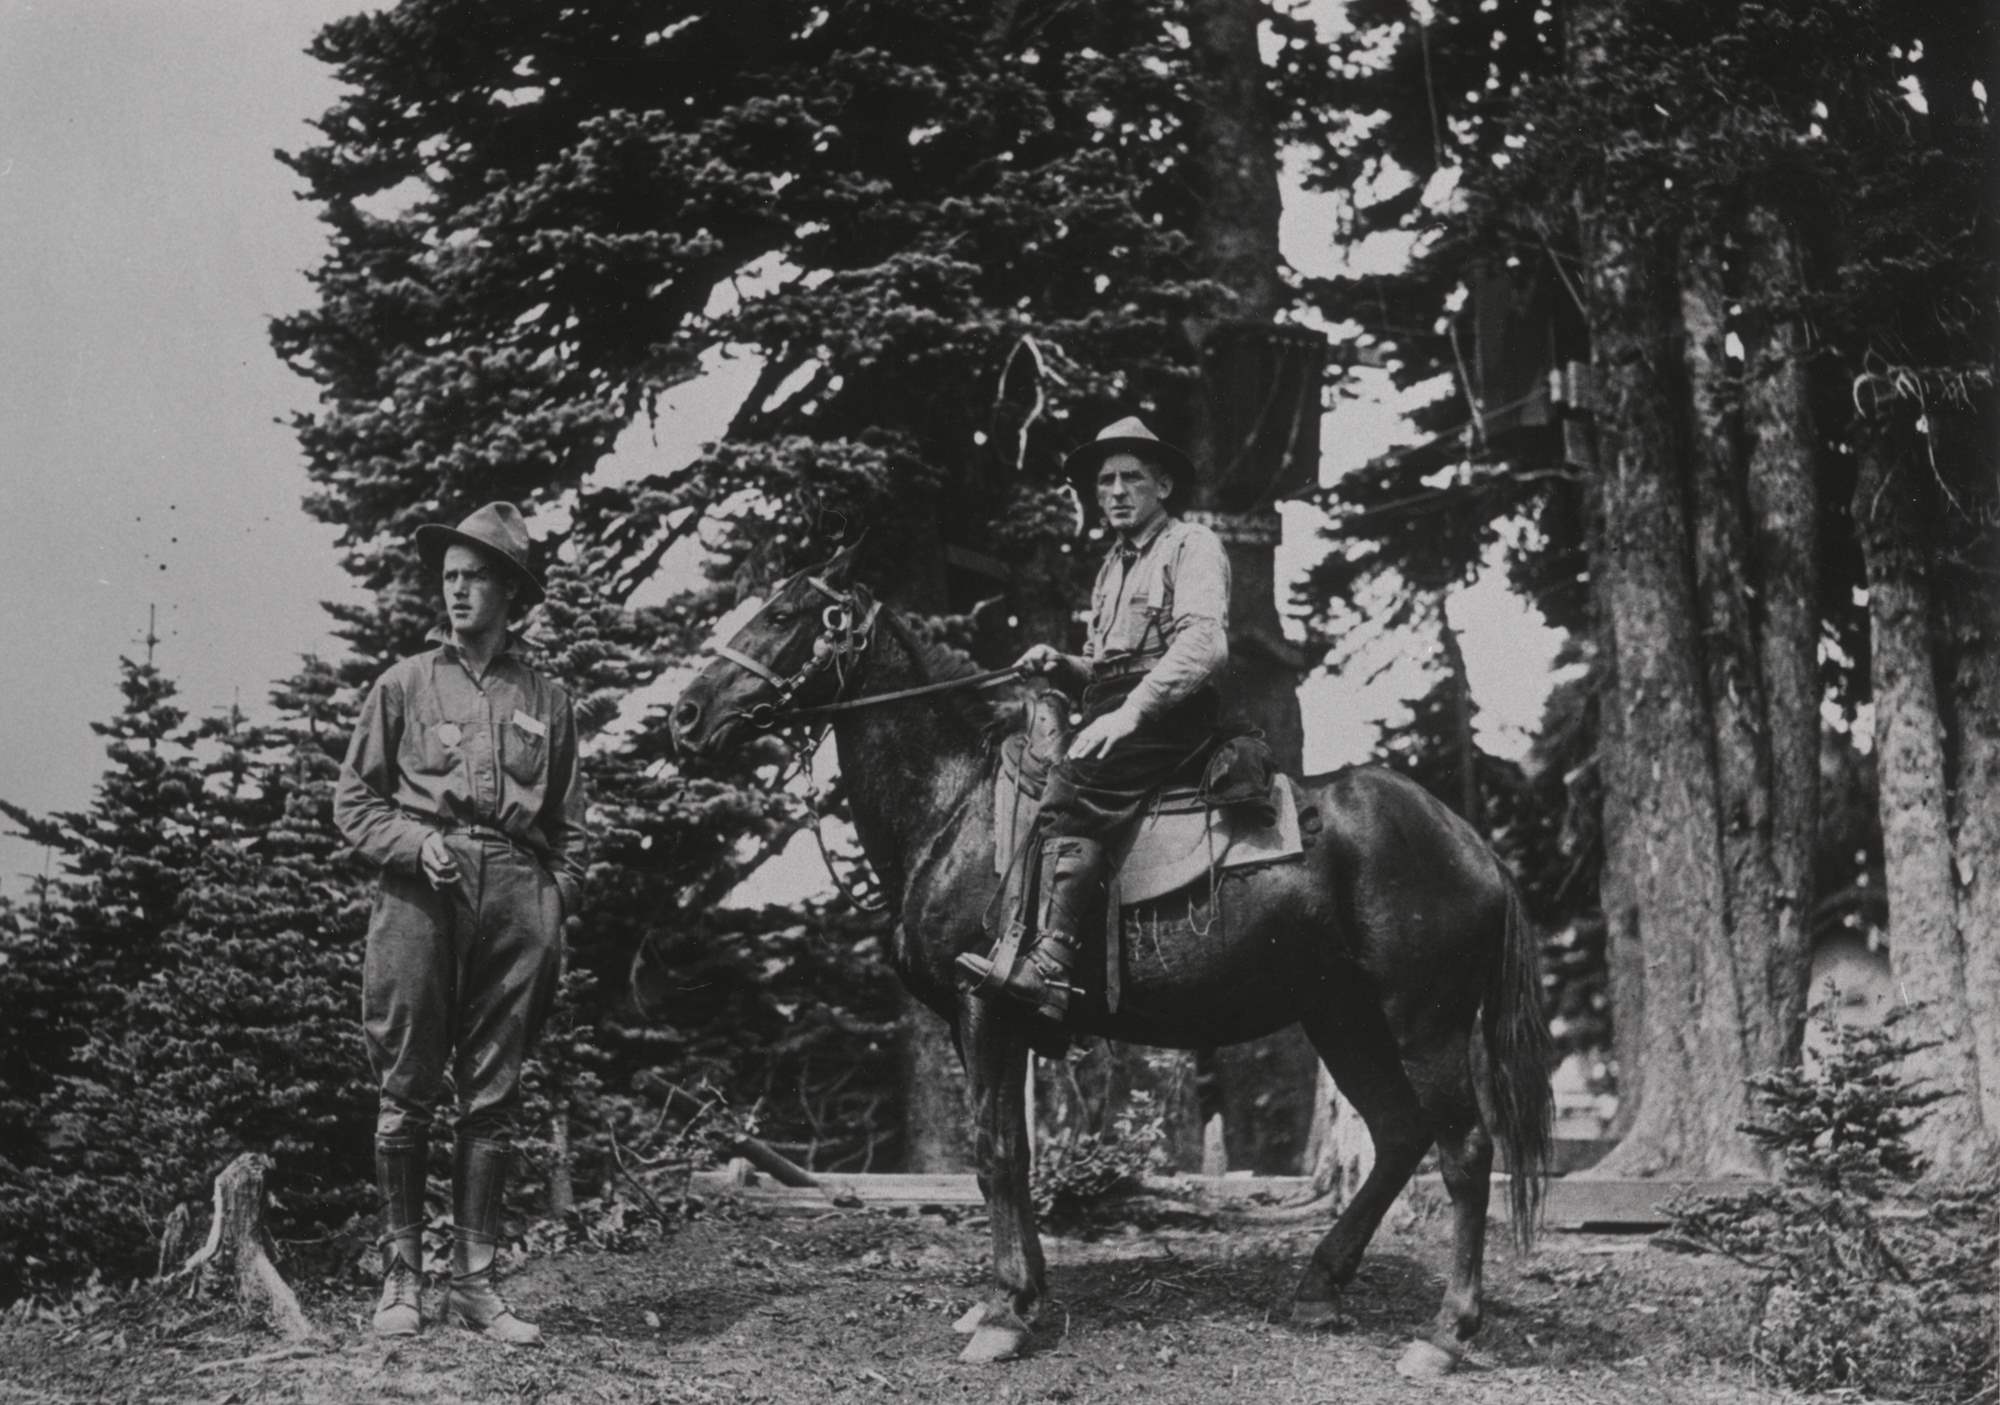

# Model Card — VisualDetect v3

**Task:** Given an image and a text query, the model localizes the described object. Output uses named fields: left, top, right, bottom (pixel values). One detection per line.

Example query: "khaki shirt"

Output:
left=1083, top=515, right=1231, bottom=720
left=335, top=632, right=588, bottom=916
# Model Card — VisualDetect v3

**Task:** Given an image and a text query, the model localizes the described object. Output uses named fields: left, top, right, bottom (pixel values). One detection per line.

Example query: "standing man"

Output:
left=336, top=502, right=588, bottom=1345
left=956, top=417, right=1230, bottom=1024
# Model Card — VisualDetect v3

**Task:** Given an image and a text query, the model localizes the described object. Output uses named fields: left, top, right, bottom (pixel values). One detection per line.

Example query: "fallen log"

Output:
left=684, top=1169, right=1776, bottom=1230
left=165, top=1152, right=316, bottom=1342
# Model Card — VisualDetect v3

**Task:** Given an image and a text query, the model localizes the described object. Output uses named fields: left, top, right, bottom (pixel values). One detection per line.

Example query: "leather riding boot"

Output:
left=372, top=1133, right=427, bottom=1337
left=962, top=836, right=1105, bottom=1024
left=443, top=1137, right=543, bottom=1346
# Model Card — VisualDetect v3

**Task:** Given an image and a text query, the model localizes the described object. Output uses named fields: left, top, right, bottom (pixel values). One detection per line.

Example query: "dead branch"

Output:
left=633, top=1074, right=823, bottom=1189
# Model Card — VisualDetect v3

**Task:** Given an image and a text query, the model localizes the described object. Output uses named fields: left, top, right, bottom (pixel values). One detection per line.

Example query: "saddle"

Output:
left=991, top=692, right=1304, bottom=910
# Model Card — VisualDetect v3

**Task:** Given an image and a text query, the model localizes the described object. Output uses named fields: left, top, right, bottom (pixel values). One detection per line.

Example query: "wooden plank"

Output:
left=687, top=1170, right=1769, bottom=1231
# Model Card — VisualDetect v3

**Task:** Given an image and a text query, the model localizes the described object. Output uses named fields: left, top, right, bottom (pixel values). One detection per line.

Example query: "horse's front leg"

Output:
left=950, top=994, right=1043, bottom=1363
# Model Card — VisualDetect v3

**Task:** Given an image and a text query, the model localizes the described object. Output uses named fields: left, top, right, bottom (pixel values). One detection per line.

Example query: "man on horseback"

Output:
left=955, top=417, right=1230, bottom=1024
left=335, top=502, right=589, bottom=1346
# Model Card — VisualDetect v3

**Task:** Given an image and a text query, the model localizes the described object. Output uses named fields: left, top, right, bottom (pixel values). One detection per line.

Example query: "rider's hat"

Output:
left=1063, top=416, right=1198, bottom=508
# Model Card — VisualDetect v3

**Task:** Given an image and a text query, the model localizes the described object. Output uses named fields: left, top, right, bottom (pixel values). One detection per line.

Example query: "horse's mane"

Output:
left=877, top=609, right=1028, bottom=754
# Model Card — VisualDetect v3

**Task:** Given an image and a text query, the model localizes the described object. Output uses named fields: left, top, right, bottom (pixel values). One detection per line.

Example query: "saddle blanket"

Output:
left=992, top=734, right=1303, bottom=906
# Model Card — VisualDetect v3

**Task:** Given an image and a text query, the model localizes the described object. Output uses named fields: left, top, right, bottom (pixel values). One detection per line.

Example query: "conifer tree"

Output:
left=272, top=0, right=1352, bottom=1169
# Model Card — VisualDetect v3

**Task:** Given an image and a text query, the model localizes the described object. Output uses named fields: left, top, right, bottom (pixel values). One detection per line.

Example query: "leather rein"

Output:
left=709, top=575, right=1021, bottom=731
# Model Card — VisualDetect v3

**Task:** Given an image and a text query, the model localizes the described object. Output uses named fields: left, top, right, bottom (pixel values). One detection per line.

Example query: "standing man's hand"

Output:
left=420, top=832, right=460, bottom=889
left=1067, top=706, right=1141, bottom=761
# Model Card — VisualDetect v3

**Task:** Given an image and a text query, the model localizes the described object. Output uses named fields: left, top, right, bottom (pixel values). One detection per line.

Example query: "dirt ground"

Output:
left=0, top=1198, right=1814, bottom=1405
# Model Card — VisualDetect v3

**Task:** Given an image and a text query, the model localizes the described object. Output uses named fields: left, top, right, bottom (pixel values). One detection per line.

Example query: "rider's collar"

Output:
left=1113, top=514, right=1170, bottom=558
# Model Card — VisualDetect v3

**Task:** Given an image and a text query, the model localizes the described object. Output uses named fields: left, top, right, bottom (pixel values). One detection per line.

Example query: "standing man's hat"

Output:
left=414, top=502, right=546, bottom=606
left=1063, top=416, right=1198, bottom=507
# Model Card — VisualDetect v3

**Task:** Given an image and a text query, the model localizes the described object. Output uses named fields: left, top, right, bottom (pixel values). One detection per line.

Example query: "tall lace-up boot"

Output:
left=372, top=1133, right=427, bottom=1337
left=957, top=835, right=1105, bottom=1023
left=443, top=1136, right=543, bottom=1345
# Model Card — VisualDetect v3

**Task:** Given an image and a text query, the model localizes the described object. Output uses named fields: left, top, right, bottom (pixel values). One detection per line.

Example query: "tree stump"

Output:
left=169, top=1152, right=316, bottom=1342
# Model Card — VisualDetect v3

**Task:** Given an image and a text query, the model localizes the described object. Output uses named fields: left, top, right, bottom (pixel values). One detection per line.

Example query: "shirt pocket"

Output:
left=502, top=715, right=549, bottom=787
left=1109, top=591, right=1152, bottom=651
left=399, top=712, right=457, bottom=778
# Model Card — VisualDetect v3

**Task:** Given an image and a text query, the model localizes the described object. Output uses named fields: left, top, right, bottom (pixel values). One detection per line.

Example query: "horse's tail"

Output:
left=1482, top=868, right=1555, bottom=1248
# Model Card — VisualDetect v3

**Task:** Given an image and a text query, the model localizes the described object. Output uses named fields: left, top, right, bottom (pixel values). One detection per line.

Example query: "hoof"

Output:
left=1290, top=1298, right=1347, bottom=1331
left=1394, top=1339, right=1462, bottom=1379
left=951, top=1301, right=990, bottom=1335
left=958, top=1309, right=1030, bottom=1363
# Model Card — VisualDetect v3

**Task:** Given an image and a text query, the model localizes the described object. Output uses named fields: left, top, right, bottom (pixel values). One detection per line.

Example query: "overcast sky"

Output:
left=0, top=1, right=362, bottom=888
left=0, top=1, right=1559, bottom=896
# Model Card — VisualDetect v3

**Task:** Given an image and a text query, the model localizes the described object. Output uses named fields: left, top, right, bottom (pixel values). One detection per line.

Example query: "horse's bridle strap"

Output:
left=713, top=644, right=790, bottom=691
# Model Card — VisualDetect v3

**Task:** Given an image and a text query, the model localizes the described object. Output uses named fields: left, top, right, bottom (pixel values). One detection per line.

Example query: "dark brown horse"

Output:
left=669, top=546, right=1554, bottom=1377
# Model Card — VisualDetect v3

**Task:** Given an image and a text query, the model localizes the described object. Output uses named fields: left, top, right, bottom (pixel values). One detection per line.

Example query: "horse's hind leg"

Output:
left=952, top=995, right=1043, bottom=1363
left=1291, top=998, right=1433, bottom=1326
left=1394, top=1035, right=1494, bottom=1378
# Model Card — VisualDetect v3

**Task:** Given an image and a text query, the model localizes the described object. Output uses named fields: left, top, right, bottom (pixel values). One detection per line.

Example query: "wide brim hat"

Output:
left=414, top=501, right=545, bottom=607
left=1063, top=415, right=1198, bottom=509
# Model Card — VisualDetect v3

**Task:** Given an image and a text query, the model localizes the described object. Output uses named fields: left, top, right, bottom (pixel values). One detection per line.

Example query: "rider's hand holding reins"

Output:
left=1012, top=643, right=1086, bottom=691
left=1013, top=643, right=1064, bottom=675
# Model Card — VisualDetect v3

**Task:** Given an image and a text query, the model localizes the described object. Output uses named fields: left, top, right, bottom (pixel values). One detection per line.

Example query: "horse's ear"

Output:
left=821, top=534, right=867, bottom=585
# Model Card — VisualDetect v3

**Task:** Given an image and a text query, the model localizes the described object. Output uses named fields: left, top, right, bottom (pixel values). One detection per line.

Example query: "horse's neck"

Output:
left=829, top=622, right=989, bottom=901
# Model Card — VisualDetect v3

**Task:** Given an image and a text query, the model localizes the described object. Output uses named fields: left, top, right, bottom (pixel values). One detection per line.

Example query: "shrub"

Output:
left=1667, top=1000, right=1995, bottom=1403
left=1032, top=1085, right=1171, bottom=1229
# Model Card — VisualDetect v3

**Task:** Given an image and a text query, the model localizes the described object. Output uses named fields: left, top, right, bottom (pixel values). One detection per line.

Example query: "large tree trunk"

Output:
left=1181, top=0, right=1325, bottom=1178
left=1851, top=429, right=1989, bottom=1169
left=902, top=992, right=976, bottom=1171
left=895, top=507, right=977, bottom=1172
left=1582, top=213, right=1765, bottom=1178
left=1581, top=420, right=1645, bottom=1142
left=1951, top=594, right=2000, bottom=1143
left=1735, top=207, right=1820, bottom=1068
left=1572, top=0, right=1819, bottom=1177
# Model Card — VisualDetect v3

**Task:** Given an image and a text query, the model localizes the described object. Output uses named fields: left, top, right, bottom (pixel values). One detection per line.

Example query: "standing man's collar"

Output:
left=427, top=626, right=524, bottom=659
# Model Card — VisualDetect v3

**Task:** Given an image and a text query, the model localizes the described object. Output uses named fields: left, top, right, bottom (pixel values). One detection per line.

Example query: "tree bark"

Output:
left=1183, top=0, right=1285, bottom=337
left=1580, top=211, right=1764, bottom=1178
left=1571, top=0, right=1820, bottom=1177
left=1736, top=206, right=1820, bottom=1067
left=901, top=989, right=976, bottom=1171
left=1939, top=399, right=2000, bottom=1142
left=1681, top=223, right=1780, bottom=1075
left=1182, top=0, right=1324, bottom=1177
left=1585, top=451, right=1643, bottom=1142
left=1851, top=430, right=1989, bottom=1168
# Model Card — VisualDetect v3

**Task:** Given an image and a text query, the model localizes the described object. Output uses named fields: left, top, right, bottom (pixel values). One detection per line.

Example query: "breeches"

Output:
left=362, top=832, right=563, bottom=1145
left=1037, top=678, right=1218, bottom=840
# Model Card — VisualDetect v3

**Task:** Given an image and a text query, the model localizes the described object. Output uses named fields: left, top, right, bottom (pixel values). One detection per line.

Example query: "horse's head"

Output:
left=669, top=542, right=876, bottom=761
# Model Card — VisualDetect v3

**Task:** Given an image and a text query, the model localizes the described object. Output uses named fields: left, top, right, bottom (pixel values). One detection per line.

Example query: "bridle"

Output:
left=707, top=575, right=1019, bottom=732
left=710, top=573, right=885, bottom=730
left=700, top=571, right=1017, bottom=915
